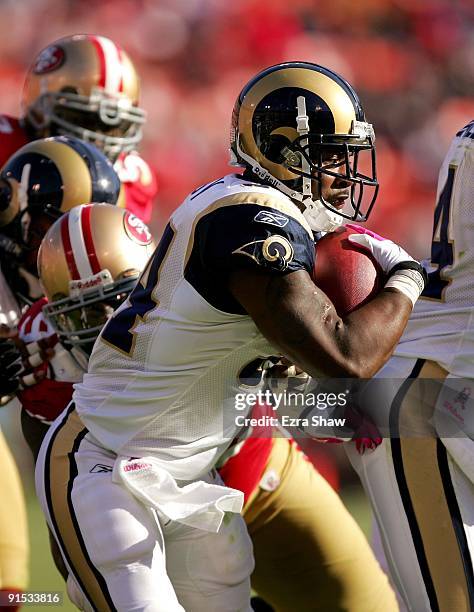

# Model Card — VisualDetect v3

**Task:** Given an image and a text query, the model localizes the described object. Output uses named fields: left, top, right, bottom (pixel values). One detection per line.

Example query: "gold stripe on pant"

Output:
left=393, top=360, right=473, bottom=612
left=44, top=407, right=116, bottom=612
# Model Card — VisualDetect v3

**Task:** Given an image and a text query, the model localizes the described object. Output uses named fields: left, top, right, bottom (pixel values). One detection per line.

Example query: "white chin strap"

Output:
left=302, top=198, right=344, bottom=232
left=231, top=141, right=345, bottom=232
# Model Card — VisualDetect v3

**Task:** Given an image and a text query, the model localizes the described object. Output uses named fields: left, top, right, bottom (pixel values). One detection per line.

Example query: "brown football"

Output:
left=313, top=226, right=385, bottom=316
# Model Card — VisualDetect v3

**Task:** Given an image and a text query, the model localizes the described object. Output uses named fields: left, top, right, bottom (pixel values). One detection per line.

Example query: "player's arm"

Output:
left=229, top=266, right=413, bottom=378
left=197, top=197, right=425, bottom=378
left=114, top=152, right=157, bottom=223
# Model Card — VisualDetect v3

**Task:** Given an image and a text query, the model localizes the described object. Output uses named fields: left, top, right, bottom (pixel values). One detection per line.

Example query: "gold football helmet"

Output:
left=38, top=203, right=155, bottom=351
left=22, top=34, right=146, bottom=160
left=230, top=62, right=378, bottom=232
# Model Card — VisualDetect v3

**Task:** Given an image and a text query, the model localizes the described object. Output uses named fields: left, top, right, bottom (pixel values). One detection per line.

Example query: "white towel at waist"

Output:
left=112, top=456, right=244, bottom=533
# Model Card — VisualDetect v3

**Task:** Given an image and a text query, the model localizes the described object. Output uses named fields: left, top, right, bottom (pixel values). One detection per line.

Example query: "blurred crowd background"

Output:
left=0, top=0, right=473, bottom=256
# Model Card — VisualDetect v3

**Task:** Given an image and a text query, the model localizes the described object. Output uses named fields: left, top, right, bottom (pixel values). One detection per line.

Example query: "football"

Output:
left=313, top=226, right=385, bottom=316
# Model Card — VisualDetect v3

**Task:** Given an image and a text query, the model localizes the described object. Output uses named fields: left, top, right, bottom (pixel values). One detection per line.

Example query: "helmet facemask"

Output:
left=27, top=88, right=146, bottom=161
left=43, top=273, right=137, bottom=355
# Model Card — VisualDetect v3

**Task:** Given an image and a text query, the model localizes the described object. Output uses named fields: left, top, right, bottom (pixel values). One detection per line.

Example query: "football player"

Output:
left=0, top=135, right=120, bottom=311
left=35, top=62, right=427, bottom=611
left=0, top=33, right=156, bottom=223
left=2, top=183, right=399, bottom=610
left=0, top=136, right=120, bottom=607
left=346, top=120, right=474, bottom=612
left=14, top=205, right=396, bottom=610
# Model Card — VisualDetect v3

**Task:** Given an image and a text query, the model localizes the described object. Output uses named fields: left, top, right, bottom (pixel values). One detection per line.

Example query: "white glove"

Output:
left=348, top=233, right=427, bottom=306
left=347, top=233, right=414, bottom=274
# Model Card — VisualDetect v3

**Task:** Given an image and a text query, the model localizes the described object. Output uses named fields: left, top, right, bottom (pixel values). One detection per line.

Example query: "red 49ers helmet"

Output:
left=22, top=34, right=146, bottom=160
left=38, top=203, right=155, bottom=351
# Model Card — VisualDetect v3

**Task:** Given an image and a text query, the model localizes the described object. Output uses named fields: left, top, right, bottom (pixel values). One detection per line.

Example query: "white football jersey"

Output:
left=395, top=121, right=474, bottom=376
left=73, top=174, right=315, bottom=479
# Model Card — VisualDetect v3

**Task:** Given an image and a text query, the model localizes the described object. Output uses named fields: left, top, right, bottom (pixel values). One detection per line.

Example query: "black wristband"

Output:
left=388, top=260, right=428, bottom=286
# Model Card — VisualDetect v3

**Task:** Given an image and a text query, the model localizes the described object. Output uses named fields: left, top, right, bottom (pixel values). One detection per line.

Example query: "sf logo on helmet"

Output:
left=124, top=212, right=153, bottom=245
left=33, top=45, right=65, bottom=74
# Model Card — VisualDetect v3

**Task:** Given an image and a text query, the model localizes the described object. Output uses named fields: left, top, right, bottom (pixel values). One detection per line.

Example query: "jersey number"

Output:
left=421, top=166, right=455, bottom=301
left=101, top=223, right=175, bottom=355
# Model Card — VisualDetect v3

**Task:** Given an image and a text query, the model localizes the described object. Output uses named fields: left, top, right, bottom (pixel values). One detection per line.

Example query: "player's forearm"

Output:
left=333, top=288, right=412, bottom=377
left=229, top=268, right=413, bottom=378
left=261, top=291, right=411, bottom=379
left=241, top=271, right=411, bottom=378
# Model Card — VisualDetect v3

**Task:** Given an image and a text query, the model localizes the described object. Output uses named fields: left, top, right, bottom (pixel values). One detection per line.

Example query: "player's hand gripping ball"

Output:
left=313, top=225, right=385, bottom=316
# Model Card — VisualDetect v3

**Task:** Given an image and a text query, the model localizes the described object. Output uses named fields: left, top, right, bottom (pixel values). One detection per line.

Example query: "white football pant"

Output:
left=35, top=408, right=254, bottom=612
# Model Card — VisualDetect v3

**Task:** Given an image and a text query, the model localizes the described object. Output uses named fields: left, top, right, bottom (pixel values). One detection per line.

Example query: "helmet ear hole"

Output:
left=265, top=134, right=292, bottom=164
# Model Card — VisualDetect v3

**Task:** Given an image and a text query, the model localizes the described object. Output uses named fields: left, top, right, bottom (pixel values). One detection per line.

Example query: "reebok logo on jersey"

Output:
left=253, top=210, right=289, bottom=228
left=89, top=464, right=113, bottom=473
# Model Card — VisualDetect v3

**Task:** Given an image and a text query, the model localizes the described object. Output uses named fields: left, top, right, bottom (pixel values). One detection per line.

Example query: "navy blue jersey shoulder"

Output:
left=185, top=203, right=315, bottom=314
left=456, top=120, right=474, bottom=139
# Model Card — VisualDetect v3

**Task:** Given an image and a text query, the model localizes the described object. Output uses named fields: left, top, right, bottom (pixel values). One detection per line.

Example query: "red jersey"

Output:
left=0, top=114, right=157, bottom=222
left=0, top=115, right=29, bottom=167
left=219, top=437, right=273, bottom=504
left=17, top=298, right=82, bottom=423
left=115, top=151, right=157, bottom=223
